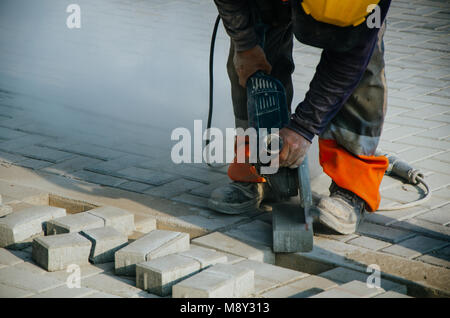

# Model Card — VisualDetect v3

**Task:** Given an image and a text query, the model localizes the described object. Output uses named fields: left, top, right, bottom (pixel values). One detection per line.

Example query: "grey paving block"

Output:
left=224, top=220, right=273, bottom=248
left=381, top=235, right=449, bottom=259
left=0, top=204, right=12, bottom=217
left=87, top=206, right=135, bottom=235
left=82, top=273, right=149, bottom=298
left=136, top=254, right=201, bottom=296
left=115, top=181, right=152, bottom=194
left=310, top=287, right=361, bottom=298
left=192, top=232, right=275, bottom=264
left=144, top=178, right=204, bottom=199
left=233, top=259, right=309, bottom=295
left=30, top=285, right=96, bottom=298
left=178, top=246, right=228, bottom=268
left=337, top=280, right=385, bottom=298
left=15, top=158, right=53, bottom=170
left=71, top=170, right=126, bottom=187
left=318, top=267, right=407, bottom=293
left=417, top=205, right=450, bottom=225
left=172, top=263, right=254, bottom=298
left=357, top=221, right=416, bottom=243
left=44, top=263, right=105, bottom=281
left=116, top=166, right=178, bottom=186
left=32, top=233, right=92, bottom=271
left=0, top=248, right=25, bottom=266
left=389, top=218, right=450, bottom=241
left=347, top=236, right=392, bottom=251
left=46, top=212, right=104, bottom=235
left=136, top=246, right=227, bottom=296
left=0, top=266, right=64, bottom=293
left=82, top=291, right=122, bottom=298
left=12, top=145, right=74, bottom=164
left=41, top=156, right=102, bottom=175
left=0, top=206, right=66, bottom=248
left=0, top=283, right=35, bottom=298
left=261, top=275, right=338, bottom=298
left=115, top=230, right=190, bottom=276
left=81, top=227, right=128, bottom=264
left=374, top=291, right=412, bottom=298
left=134, top=214, right=157, bottom=234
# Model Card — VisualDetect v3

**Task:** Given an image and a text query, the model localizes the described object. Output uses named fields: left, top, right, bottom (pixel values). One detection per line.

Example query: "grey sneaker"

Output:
left=316, top=181, right=365, bottom=234
left=208, top=182, right=269, bottom=215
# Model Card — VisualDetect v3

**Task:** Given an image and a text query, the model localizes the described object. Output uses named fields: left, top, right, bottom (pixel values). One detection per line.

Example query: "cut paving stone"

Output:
left=0, top=283, right=35, bottom=298
left=0, top=204, right=12, bottom=217
left=46, top=212, right=104, bottom=235
left=381, top=235, right=449, bottom=259
left=192, top=232, right=275, bottom=264
left=32, top=233, right=92, bottom=271
left=81, top=227, right=128, bottom=264
left=172, top=263, right=254, bottom=298
left=261, top=275, right=338, bottom=298
left=136, top=246, right=228, bottom=296
left=0, top=206, right=66, bottom=248
left=233, top=259, right=309, bottom=295
left=86, top=206, right=135, bottom=235
left=0, top=266, right=64, bottom=293
left=115, top=230, right=190, bottom=276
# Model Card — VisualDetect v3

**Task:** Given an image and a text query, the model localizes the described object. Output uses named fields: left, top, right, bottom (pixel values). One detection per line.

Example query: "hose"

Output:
left=376, top=151, right=432, bottom=211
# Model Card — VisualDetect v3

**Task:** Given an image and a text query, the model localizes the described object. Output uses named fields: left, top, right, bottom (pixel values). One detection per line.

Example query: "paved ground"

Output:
left=0, top=0, right=449, bottom=297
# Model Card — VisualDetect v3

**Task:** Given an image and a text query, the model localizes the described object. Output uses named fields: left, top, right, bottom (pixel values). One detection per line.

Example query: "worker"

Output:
left=208, top=0, right=392, bottom=235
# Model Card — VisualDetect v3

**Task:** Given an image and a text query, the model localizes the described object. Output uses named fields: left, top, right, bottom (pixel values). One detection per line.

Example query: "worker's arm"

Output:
left=286, top=0, right=392, bottom=143
left=213, top=0, right=258, bottom=52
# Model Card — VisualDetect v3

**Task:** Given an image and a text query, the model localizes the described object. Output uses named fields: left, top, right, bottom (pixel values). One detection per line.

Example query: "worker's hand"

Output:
left=278, top=127, right=311, bottom=169
left=234, top=45, right=272, bottom=87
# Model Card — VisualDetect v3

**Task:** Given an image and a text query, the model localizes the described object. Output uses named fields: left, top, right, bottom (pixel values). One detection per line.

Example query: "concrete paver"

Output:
left=172, top=263, right=254, bottom=298
left=0, top=206, right=66, bottom=248
left=32, top=232, right=92, bottom=271
left=115, top=230, right=189, bottom=276
left=81, top=227, right=128, bottom=264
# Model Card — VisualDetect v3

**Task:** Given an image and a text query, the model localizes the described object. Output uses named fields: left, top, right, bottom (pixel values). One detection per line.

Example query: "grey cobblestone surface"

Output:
left=0, top=0, right=448, bottom=297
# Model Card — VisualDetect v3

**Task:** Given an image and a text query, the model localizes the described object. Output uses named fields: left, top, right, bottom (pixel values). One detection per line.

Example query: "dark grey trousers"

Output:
left=227, top=23, right=387, bottom=157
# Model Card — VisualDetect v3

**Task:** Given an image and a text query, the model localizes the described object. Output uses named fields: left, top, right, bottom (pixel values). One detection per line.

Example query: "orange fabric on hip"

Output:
left=228, top=136, right=266, bottom=183
left=319, top=138, right=388, bottom=212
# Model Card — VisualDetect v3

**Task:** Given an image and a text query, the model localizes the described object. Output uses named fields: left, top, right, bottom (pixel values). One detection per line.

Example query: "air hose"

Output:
left=206, top=15, right=431, bottom=210
left=376, top=151, right=432, bottom=211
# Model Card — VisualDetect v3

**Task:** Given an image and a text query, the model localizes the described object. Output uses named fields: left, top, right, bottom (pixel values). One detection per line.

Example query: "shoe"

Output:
left=208, top=182, right=269, bottom=215
left=316, top=181, right=365, bottom=234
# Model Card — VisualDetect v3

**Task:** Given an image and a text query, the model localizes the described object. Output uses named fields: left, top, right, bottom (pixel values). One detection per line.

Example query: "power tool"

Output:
left=246, top=71, right=314, bottom=253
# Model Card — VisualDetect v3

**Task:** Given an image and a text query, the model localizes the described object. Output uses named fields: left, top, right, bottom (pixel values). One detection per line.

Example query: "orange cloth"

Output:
left=228, top=136, right=266, bottom=183
left=319, top=139, right=388, bottom=212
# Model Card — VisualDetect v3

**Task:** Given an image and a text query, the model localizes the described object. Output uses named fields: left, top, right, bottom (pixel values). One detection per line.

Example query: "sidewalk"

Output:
left=0, top=0, right=449, bottom=298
